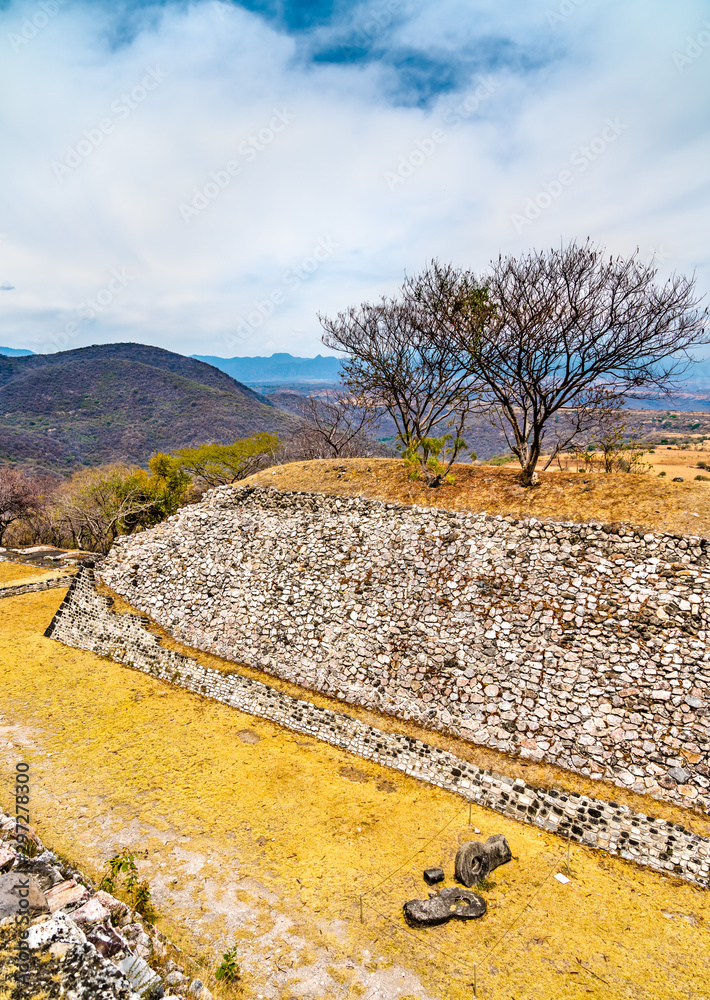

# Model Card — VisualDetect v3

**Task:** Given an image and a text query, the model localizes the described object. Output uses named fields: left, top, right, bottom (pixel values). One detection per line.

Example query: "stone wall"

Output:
left=0, top=577, right=73, bottom=600
left=43, top=566, right=710, bottom=888
left=98, top=486, right=710, bottom=812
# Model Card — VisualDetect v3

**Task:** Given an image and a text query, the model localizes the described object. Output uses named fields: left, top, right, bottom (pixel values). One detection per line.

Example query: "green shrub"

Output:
left=215, top=944, right=241, bottom=983
left=99, top=848, right=156, bottom=921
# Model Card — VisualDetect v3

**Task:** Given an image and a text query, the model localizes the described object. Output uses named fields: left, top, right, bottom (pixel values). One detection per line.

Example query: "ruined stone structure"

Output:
left=43, top=566, right=710, bottom=887
left=94, top=485, right=710, bottom=813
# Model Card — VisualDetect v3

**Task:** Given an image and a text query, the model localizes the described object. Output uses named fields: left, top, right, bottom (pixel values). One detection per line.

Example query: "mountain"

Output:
left=0, top=346, right=35, bottom=356
left=0, top=343, right=299, bottom=474
left=192, top=352, right=344, bottom=384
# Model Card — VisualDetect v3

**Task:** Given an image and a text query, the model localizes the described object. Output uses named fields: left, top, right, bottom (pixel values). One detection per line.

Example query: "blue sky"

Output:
left=0, top=0, right=709, bottom=358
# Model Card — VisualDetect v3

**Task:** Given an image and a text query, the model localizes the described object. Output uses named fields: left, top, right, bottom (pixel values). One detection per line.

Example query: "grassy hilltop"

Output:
left=246, top=456, right=710, bottom=538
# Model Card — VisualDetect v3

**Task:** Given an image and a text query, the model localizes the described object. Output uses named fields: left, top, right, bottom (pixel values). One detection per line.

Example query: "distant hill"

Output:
left=0, top=346, right=35, bottom=356
left=195, top=352, right=710, bottom=408
left=193, top=352, right=344, bottom=384
left=0, top=343, right=299, bottom=474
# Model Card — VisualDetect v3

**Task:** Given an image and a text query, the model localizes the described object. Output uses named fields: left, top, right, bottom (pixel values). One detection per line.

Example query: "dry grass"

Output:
left=245, top=457, right=710, bottom=538
left=2, top=587, right=710, bottom=1000
left=0, top=561, right=69, bottom=589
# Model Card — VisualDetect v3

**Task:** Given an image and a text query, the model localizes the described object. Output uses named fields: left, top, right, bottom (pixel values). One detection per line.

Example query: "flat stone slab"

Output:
left=45, top=878, right=89, bottom=913
left=26, top=913, right=87, bottom=950
left=117, top=953, right=162, bottom=995
left=403, top=886, right=487, bottom=927
left=71, top=896, right=111, bottom=924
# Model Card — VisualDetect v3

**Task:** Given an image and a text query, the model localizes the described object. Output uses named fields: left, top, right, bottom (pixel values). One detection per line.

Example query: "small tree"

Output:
left=451, top=241, right=708, bottom=485
left=0, top=467, right=44, bottom=544
left=569, top=408, right=652, bottom=474
left=172, top=432, right=279, bottom=487
left=320, top=262, right=487, bottom=485
left=56, top=463, right=192, bottom=553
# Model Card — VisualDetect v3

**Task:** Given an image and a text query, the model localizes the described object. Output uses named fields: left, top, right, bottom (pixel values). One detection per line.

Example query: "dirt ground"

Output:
left=2, top=587, right=709, bottom=1000
left=246, top=457, right=710, bottom=538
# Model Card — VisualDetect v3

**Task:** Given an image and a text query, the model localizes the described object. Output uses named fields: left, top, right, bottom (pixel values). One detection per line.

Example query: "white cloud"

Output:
left=0, top=0, right=707, bottom=358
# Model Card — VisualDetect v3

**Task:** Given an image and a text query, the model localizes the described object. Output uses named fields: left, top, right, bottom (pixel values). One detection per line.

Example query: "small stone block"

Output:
left=423, top=867, right=445, bottom=885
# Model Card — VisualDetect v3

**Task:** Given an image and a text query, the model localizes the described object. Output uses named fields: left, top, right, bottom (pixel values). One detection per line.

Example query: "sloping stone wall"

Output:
left=43, top=566, right=710, bottom=887
left=97, top=486, right=710, bottom=811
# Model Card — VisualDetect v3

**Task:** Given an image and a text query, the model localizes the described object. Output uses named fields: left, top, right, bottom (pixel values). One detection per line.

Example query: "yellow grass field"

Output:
left=1, top=586, right=709, bottom=1000
left=0, top=561, right=70, bottom=589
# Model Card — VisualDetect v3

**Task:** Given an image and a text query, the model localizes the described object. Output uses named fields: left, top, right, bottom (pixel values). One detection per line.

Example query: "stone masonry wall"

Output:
left=98, top=486, right=710, bottom=812
left=0, top=577, right=73, bottom=600
left=44, top=566, right=710, bottom=887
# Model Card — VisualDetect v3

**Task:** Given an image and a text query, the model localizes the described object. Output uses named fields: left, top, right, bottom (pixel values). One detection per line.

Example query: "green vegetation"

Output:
left=401, top=434, right=474, bottom=485
left=1, top=432, right=282, bottom=552
left=99, top=848, right=156, bottom=921
left=168, top=431, right=280, bottom=486
left=53, top=461, right=193, bottom=553
left=571, top=421, right=651, bottom=475
left=215, top=944, right=241, bottom=984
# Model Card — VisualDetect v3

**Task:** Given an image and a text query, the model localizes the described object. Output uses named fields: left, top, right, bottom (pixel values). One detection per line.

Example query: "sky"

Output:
left=0, top=0, right=709, bottom=359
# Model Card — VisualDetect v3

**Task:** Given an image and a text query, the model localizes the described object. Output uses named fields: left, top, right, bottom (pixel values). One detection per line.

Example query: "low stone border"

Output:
left=44, top=566, right=710, bottom=888
left=0, top=576, right=73, bottom=599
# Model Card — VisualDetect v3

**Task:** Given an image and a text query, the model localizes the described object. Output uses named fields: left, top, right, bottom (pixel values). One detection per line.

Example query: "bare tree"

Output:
left=564, top=404, right=651, bottom=474
left=0, top=466, right=43, bottom=544
left=320, top=262, right=488, bottom=485
left=449, top=241, right=708, bottom=485
left=290, top=390, right=378, bottom=458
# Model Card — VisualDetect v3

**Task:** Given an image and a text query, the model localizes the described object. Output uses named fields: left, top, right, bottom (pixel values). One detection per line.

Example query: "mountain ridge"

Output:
left=192, top=351, right=344, bottom=384
left=0, top=343, right=298, bottom=473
